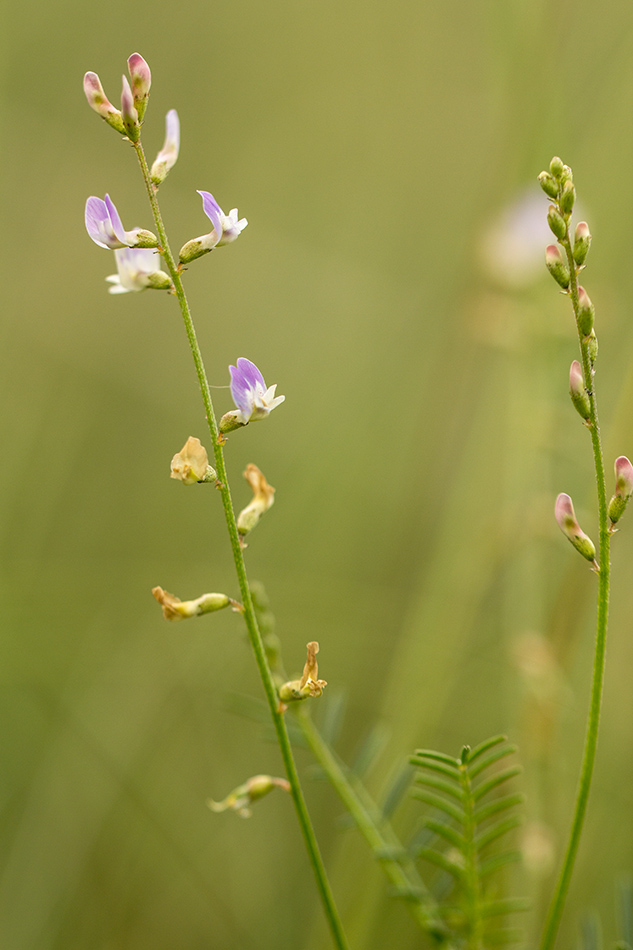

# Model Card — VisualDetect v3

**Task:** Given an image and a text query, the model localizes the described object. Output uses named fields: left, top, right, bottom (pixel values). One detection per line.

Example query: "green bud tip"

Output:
left=547, top=205, right=567, bottom=242
left=569, top=360, right=591, bottom=420
left=538, top=171, right=559, bottom=200
left=559, top=180, right=576, bottom=216
left=577, top=285, right=595, bottom=336
left=549, top=156, right=564, bottom=179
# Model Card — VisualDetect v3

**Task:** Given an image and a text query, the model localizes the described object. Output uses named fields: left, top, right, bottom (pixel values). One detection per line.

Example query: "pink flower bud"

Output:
left=614, top=456, right=633, bottom=498
left=569, top=360, right=591, bottom=420
left=609, top=456, right=633, bottom=525
left=576, top=285, right=595, bottom=336
left=127, top=53, right=151, bottom=121
left=120, top=75, right=140, bottom=142
left=83, top=72, right=125, bottom=134
left=573, top=221, right=592, bottom=267
left=555, top=493, right=596, bottom=562
left=545, top=244, right=570, bottom=289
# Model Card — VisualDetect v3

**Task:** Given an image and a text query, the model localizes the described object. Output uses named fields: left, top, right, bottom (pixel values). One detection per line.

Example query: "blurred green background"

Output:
left=2, top=0, right=633, bottom=946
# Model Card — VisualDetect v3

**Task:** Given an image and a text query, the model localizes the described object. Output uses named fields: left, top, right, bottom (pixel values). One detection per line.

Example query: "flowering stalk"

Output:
left=129, top=137, right=348, bottom=950
left=539, top=159, right=611, bottom=950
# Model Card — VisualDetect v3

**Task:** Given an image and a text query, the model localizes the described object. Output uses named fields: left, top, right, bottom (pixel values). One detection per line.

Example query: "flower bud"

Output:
left=545, top=244, right=570, bottom=289
left=170, top=436, right=216, bottom=484
left=572, top=221, right=591, bottom=267
left=547, top=205, right=567, bottom=241
left=560, top=164, right=573, bottom=185
left=152, top=586, right=232, bottom=620
left=127, top=53, right=151, bottom=122
left=131, top=229, right=159, bottom=248
left=559, top=180, right=575, bottom=216
left=608, top=456, right=633, bottom=525
left=83, top=72, right=126, bottom=134
left=569, top=360, right=591, bottom=421
left=278, top=642, right=327, bottom=705
left=178, top=236, right=215, bottom=264
left=577, top=285, right=595, bottom=336
left=549, top=156, right=564, bottom=179
left=150, top=110, right=180, bottom=186
left=208, top=774, right=290, bottom=818
left=554, top=493, right=596, bottom=563
left=120, top=75, right=140, bottom=142
left=586, top=329, right=598, bottom=365
left=218, top=410, right=247, bottom=434
left=538, top=171, right=559, bottom=200
left=237, top=464, right=275, bottom=537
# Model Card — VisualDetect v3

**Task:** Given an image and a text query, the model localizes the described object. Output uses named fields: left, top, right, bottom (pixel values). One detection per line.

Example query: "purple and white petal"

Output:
left=197, top=191, right=223, bottom=244
left=229, top=358, right=284, bottom=423
left=85, top=195, right=138, bottom=249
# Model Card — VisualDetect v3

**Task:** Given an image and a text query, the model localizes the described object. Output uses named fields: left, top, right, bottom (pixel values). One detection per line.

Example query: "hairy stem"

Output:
left=133, top=141, right=349, bottom=950
left=539, top=222, right=611, bottom=950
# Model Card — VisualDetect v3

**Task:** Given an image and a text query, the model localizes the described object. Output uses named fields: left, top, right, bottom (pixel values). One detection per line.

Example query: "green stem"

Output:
left=458, top=758, right=482, bottom=950
left=539, top=225, right=611, bottom=950
left=133, top=142, right=349, bottom=950
left=297, top=707, right=447, bottom=942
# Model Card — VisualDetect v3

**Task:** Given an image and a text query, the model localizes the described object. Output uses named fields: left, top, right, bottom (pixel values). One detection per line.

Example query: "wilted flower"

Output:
left=237, top=464, right=275, bottom=536
left=152, top=586, right=234, bottom=620
left=105, top=247, right=171, bottom=294
left=278, top=642, right=327, bottom=706
left=208, top=775, right=290, bottom=819
left=229, top=358, right=285, bottom=425
left=85, top=195, right=157, bottom=249
left=178, top=191, right=247, bottom=263
left=150, top=110, right=180, bottom=185
left=170, top=436, right=215, bottom=483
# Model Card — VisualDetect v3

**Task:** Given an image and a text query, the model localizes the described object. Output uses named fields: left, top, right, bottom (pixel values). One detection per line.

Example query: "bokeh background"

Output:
left=2, top=0, right=633, bottom=947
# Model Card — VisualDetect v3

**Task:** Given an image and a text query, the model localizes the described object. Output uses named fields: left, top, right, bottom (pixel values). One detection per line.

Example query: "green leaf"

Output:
left=350, top=723, right=388, bottom=779
left=414, top=773, right=464, bottom=802
left=410, top=789, right=465, bottom=825
left=475, top=815, right=523, bottom=850
left=411, top=758, right=462, bottom=781
left=475, top=793, right=525, bottom=824
left=417, top=847, right=467, bottom=881
left=426, top=818, right=467, bottom=851
left=472, top=766, right=522, bottom=802
left=411, top=749, right=460, bottom=768
left=380, top=764, right=413, bottom=820
left=478, top=849, right=522, bottom=878
left=467, top=735, right=507, bottom=763
left=468, top=744, right=517, bottom=780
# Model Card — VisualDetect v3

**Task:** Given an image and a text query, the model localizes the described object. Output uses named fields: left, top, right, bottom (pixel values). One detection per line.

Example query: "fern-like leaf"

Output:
left=409, top=735, right=525, bottom=947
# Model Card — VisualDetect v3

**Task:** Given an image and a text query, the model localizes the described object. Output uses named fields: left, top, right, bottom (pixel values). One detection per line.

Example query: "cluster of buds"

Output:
left=278, top=642, right=327, bottom=709
left=84, top=53, right=151, bottom=141
left=208, top=774, right=290, bottom=819
left=539, top=157, right=595, bottom=341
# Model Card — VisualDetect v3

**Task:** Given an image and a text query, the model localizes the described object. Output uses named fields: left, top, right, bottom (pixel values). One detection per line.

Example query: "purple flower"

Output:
left=198, top=190, right=247, bottom=248
left=105, top=247, right=171, bottom=294
left=85, top=194, right=144, bottom=249
left=229, top=358, right=285, bottom=424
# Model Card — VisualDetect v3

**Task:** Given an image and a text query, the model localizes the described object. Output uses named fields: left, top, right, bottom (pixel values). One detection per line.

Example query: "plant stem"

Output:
left=133, top=141, right=349, bottom=950
left=297, top=707, right=447, bottom=942
left=539, top=225, right=611, bottom=950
